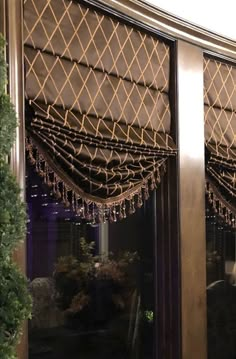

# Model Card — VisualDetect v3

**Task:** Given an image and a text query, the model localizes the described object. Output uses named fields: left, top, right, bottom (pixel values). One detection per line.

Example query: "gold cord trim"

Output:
left=26, top=136, right=165, bottom=223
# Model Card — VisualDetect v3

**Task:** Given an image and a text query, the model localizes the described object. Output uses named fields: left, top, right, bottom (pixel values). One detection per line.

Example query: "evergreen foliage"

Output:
left=0, top=94, right=17, bottom=156
left=0, top=260, right=32, bottom=359
left=0, top=34, right=32, bottom=359
left=0, top=36, right=6, bottom=96
left=0, top=160, right=26, bottom=253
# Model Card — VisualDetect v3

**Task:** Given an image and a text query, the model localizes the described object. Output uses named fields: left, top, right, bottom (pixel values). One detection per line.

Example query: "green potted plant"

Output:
left=53, top=238, right=139, bottom=329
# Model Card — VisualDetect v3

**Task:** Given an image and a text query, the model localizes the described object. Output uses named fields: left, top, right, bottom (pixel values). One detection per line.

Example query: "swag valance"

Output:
left=204, top=56, right=236, bottom=226
left=24, top=0, right=176, bottom=221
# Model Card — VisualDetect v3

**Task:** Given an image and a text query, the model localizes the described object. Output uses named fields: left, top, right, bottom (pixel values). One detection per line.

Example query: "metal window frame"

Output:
left=2, top=1, right=236, bottom=358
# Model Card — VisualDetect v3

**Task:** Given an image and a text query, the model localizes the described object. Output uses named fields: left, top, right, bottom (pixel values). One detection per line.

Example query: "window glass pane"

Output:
left=27, top=163, right=156, bottom=359
left=206, top=204, right=236, bottom=359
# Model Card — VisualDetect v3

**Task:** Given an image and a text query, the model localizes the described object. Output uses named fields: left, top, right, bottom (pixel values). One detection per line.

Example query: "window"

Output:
left=27, top=163, right=158, bottom=359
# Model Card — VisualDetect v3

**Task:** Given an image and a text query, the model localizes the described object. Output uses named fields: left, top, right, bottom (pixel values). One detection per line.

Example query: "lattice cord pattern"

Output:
left=204, top=56, right=236, bottom=225
left=24, top=0, right=176, bottom=222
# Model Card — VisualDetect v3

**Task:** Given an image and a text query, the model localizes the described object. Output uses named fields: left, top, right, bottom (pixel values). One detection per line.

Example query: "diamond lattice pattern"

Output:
left=24, top=0, right=170, bottom=134
left=23, top=0, right=175, bottom=210
left=204, top=56, right=236, bottom=210
left=204, top=57, right=236, bottom=152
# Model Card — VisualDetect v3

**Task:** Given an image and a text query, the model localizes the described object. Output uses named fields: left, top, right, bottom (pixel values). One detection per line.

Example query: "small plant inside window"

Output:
left=53, top=238, right=139, bottom=329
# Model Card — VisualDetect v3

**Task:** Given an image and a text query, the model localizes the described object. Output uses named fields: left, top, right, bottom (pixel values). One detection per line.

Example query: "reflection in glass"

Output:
left=27, top=164, right=156, bottom=359
left=206, top=205, right=236, bottom=359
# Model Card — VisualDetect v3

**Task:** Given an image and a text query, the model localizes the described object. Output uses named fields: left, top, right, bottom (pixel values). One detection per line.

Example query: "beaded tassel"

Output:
left=206, top=181, right=236, bottom=228
left=26, top=137, right=167, bottom=223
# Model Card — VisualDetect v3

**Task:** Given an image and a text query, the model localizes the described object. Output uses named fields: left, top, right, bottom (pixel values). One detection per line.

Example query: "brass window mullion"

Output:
left=176, top=40, right=207, bottom=359
left=4, top=1, right=28, bottom=359
left=6, top=0, right=25, bottom=195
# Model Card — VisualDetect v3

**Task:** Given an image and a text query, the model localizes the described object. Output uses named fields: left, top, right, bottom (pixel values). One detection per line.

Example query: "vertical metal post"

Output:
left=99, top=223, right=109, bottom=255
left=7, top=0, right=25, bottom=194
left=177, top=40, right=207, bottom=359
left=5, top=1, right=28, bottom=358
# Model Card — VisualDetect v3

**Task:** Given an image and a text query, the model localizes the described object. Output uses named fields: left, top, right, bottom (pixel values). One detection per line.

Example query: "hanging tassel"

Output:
left=109, top=207, right=114, bottom=223
left=26, top=137, right=167, bottom=223
left=144, top=182, right=149, bottom=201
left=85, top=201, right=92, bottom=221
left=206, top=181, right=236, bottom=228
left=123, top=201, right=127, bottom=219
left=137, top=189, right=143, bottom=208
left=54, top=178, right=61, bottom=200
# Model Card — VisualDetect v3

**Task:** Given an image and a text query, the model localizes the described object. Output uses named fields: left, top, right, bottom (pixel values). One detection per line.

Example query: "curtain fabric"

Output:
left=204, top=56, right=236, bottom=226
left=24, top=0, right=176, bottom=221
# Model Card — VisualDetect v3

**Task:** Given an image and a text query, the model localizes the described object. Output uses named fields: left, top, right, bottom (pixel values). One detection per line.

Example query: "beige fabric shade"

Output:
left=204, top=56, right=236, bottom=225
left=24, top=0, right=176, bottom=221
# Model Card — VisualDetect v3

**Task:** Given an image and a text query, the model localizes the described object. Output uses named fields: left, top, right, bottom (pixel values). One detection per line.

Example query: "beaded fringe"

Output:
left=206, top=181, right=236, bottom=228
left=26, top=137, right=164, bottom=223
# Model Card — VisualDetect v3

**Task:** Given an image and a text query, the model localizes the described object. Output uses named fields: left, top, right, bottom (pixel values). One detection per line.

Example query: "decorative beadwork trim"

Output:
left=26, top=136, right=165, bottom=223
left=206, top=178, right=236, bottom=228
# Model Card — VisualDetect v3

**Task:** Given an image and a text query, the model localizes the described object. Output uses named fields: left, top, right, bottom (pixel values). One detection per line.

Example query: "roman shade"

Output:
left=24, top=0, right=176, bottom=222
left=204, top=56, right=236, bottom=226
